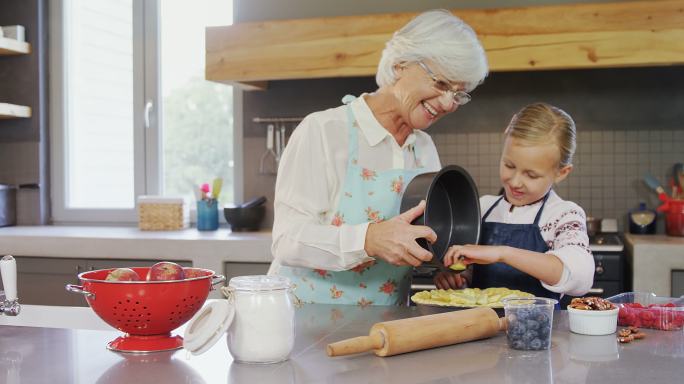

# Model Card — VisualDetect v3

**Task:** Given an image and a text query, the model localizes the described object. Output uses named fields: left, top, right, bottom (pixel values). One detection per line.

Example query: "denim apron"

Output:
left=278, top=95, right=425, bottom=306
left=471, top=192, right=560, bottom=301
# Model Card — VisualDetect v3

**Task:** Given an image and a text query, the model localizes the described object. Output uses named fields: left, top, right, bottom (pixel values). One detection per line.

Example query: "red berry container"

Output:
left=663, top=199, right=684, bottom=237
left=606, top=292, right=684, bottom=331
left=66, top=267, right=225, bottom=353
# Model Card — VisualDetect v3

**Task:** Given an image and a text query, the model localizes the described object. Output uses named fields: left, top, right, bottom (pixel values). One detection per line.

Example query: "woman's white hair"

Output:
left=376, top=9, right=488, bottom=92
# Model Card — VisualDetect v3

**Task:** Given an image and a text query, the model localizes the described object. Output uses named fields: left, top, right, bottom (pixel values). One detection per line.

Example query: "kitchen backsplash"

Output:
left=242, top=66, right=684, bottom=232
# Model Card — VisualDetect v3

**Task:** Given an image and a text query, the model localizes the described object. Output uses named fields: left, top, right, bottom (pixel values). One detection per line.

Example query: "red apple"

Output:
left=147, top=261, right=185, bottom=281
left=105, top=268, right=140, bottom=282
left=183, top=268, right=205, bottom=279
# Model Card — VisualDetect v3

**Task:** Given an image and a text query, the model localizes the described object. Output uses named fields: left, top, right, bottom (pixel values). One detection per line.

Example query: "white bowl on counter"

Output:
left=568, top=307, right=618, bottom=335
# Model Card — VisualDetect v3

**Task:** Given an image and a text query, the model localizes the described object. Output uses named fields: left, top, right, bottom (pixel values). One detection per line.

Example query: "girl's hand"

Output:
left=443, top=244, right=507, bottom=266
left=434, top=271, right=468, bottom=290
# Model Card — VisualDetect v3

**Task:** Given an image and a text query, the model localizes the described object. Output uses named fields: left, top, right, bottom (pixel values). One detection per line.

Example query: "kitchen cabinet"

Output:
left=223, top=262, right=269, bottom=283
left=206, top=0, right=684, bottom=88
left=0, top=257, right=191, bottom=307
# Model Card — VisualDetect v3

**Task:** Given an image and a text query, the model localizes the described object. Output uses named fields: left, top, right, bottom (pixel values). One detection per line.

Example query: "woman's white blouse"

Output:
left=480, top=190, right=594, bottom=296
left=269, top=95, right=441, bottom=274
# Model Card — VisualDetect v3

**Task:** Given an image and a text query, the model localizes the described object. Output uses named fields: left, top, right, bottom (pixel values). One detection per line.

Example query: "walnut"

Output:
left=568, top=296, right=616, bottom=310
left=618, top=334, right=634, bottom=343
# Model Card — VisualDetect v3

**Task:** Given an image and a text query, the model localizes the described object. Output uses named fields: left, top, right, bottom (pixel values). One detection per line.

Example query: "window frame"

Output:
left=49, top=0, right=239, bottom=224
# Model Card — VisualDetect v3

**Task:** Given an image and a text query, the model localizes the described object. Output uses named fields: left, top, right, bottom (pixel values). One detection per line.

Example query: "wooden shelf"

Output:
left=206, top=0, right=684, bottom=89
left=0, top=37, right=30, bottom=55
left=0, top=103, right=31, bottom=119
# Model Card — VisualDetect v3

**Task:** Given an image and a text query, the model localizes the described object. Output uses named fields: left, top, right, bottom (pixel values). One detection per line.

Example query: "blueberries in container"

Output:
left=503, top=297, right=557, bottom=351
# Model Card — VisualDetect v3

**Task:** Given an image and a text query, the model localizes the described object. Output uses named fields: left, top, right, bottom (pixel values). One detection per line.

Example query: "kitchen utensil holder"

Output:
left=197, top=199, right=219, bottom=231
left=259, top=124, right=278, bottom=175
left=254, top=117, right=302, bottom=175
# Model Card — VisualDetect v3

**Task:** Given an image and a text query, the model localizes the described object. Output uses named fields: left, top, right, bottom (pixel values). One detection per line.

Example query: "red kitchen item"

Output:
left=607, top=292, right=684, bottom=331
left=66, top=267, right=225, bottom=353
left=657, top=199, right=684, bottom=236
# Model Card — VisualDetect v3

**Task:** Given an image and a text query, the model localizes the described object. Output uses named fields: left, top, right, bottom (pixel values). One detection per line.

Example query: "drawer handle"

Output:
left=595, top=261, right=604, bottom=275
left=588, top=288, right=604, bottom=295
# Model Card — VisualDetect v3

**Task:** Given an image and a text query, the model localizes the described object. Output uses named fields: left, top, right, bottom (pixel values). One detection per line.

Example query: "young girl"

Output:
left=439, top=102, right=594, bottom=300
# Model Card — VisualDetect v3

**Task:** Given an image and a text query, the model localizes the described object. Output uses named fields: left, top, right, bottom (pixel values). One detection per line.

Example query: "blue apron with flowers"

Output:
left=278, top=95, right=426, bottom=306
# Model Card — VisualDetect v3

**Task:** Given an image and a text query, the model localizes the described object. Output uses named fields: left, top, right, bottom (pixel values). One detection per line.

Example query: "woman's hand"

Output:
left=364, top=200, right=437, bottom=267
left=443, top=244, right=508, bottom=267
left=434, top=271, right=468, bottom=290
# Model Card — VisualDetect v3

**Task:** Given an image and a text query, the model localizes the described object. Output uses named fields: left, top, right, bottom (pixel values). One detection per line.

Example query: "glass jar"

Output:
left=222, top=275, right=295, bottom=363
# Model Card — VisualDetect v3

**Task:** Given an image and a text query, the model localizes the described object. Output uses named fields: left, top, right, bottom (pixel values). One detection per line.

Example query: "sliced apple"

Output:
left=449, top=262, right=467, bottom=271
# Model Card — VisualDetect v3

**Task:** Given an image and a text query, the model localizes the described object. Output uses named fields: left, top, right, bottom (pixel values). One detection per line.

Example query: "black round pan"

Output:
left=400, top=165, right=481, bottom=263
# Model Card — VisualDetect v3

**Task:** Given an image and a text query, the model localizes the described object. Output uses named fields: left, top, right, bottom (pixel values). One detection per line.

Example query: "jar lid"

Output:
left=183, top=300, right=234, bottom=355
left=228, top=275, right=291, bottom=291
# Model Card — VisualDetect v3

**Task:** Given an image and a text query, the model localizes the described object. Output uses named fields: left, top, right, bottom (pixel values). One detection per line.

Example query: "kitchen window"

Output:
left=50, top=0, right=235, bottom=223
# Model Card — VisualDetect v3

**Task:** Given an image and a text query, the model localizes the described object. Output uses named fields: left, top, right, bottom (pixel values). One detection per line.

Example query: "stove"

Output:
left=589, top=233, right=624, bottom=252
left=584, top=232, right=627, bottom=300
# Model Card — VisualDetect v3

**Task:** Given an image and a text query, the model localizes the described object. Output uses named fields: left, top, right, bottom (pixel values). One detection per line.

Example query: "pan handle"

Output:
left=65, top=284, right=95, bottom=299
left=210, top=275, right=226, bottom=289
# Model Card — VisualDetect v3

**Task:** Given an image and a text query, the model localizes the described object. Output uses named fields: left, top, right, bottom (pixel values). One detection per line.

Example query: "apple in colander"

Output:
left=147, top=261, right=185, bottom=281
left=105, top=268, right=141, bottom=281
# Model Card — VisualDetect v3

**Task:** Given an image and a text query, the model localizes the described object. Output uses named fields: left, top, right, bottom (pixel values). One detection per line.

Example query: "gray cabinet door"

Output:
left=10, top=257, right=89, bottom=307
left=223, top=262, right=270, bottom=283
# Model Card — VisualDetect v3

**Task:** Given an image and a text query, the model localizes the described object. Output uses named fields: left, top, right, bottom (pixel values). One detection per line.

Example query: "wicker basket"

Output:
left=137, top=196, right=189, bottom=231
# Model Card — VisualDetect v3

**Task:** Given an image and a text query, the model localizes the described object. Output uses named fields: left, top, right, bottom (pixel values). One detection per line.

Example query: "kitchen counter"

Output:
left=0, top=225, right=273, bottom=274
left=624, top=234, right=684, bottom=296
left=1, top=304, right=683, bottom=383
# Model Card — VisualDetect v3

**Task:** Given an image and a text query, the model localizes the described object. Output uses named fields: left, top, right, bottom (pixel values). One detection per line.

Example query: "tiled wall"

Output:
left=241, top=66, right=684, bottom=233
left=433, top=129, right=684, bottom=232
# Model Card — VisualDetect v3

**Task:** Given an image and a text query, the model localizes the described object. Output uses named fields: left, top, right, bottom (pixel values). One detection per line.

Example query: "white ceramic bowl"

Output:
left=567, top=307, right=618, bottom=335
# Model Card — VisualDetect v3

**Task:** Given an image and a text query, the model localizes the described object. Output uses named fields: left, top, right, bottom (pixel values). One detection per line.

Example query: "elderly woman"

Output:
left=269, top=9, right=488, bottom=305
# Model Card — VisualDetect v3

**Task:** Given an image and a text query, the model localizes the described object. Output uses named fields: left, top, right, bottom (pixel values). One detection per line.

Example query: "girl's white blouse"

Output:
left=480, top=190, right=594, bottom=296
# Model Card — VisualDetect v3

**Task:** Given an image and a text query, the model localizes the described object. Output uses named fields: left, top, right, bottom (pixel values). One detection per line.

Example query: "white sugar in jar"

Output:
left=222, top=275, right=295, bottom=364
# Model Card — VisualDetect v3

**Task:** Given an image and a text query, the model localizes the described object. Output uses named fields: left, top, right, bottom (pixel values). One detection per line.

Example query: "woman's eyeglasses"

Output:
left=417, top=61, right=471, bottom=106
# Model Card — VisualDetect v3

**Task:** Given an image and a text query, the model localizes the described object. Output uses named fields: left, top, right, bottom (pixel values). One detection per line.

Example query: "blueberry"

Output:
left=530, top=338, right=542, bottom=350
left=510, top=340, right=526, bottom=350
left=538, top=325, right=550, bottom=338
left=515, top=308, right=531, bottom=321
left=526, top=319, right=540, bottom=330
left=522, top=330, right=537, bottom=343
left=509, top=323, right=525, bottom=337
left=535, top=312, right=550, bottom=325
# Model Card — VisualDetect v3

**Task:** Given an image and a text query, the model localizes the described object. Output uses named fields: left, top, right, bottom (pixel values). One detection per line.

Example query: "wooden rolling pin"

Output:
left=327, top=307, right=505, bottom=357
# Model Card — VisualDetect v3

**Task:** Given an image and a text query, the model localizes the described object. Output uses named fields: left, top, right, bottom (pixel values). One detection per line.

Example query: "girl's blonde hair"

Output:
left=504, top=103, right=576, bottom=168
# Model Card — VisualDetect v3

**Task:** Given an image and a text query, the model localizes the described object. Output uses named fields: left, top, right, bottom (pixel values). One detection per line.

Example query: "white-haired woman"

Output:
left=269, top=9, right=488, bottom=306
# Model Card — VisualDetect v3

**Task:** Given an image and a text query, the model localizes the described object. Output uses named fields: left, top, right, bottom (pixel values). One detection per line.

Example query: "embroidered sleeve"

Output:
left=540, top=203, right=595, bottom=296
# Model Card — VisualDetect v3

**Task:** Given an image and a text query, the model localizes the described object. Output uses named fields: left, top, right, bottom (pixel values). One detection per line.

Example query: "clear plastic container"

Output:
left=607, top=291, right=684, bottom=331
left=503, top=297, right=557, bottom=350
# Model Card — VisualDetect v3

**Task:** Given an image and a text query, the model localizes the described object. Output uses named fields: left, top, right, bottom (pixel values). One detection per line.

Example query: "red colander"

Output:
left=66, top=267, right=225, bottom=353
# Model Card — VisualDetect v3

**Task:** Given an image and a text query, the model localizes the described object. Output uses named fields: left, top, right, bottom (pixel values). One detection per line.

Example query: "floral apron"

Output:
left=278, top=95, right=426, bottom=306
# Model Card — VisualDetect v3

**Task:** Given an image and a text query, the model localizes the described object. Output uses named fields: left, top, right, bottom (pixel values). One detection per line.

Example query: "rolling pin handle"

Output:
left=326, top=332, right=384, bottom=357
left=499, top=316, right=507, bottom=331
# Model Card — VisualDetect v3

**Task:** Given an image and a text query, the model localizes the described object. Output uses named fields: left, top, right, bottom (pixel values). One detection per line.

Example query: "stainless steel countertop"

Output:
left=1, top=304, right=683, bottom=383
